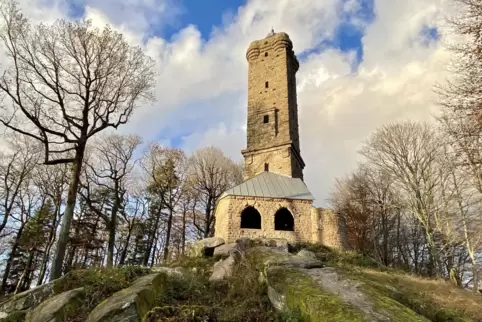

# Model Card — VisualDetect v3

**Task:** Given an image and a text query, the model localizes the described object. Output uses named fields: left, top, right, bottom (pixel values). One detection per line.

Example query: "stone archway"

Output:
left=240, top=206, right=262, bottom=229
left=274, top=207, right=294, bottom=231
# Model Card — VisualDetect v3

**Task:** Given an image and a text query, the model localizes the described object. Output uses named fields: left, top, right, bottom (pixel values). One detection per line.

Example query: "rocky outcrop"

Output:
left=86, top=273, right=167, bottom=322
left=25, top=287, right=84, bottom=322
left=213, top=243, right=240, bottom=258
left=0, top=238, right=452, bottom=321
left=186, top=237, right=225, bottom=257
left=247, top=246, right=429, bottom=321
left=0, top=276, right=65, bottom=317
left=209, top=255, right=236, bottom=282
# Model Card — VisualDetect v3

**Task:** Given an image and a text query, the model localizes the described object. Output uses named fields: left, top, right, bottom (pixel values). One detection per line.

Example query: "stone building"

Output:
left=214, top=30, right=347, bottom=249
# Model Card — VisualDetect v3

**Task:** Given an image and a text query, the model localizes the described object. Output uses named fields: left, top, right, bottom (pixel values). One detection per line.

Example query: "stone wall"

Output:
left=315, top=208, right=349, bottom=250
left=242, top=32, right=304, bottom=180
left=213, top=197, right=231, bottom=242
left=242, top=145, right=303, bottom=180
left=214, top=196, right=314, bottom=243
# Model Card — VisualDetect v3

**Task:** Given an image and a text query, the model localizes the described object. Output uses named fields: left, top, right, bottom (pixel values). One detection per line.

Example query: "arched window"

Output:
left=274, top=208, right=294, bottom=231
left=240, top=206, right=262, bottom=229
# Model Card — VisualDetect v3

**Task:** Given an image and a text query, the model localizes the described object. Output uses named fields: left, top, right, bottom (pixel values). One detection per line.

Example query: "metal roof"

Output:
left=221, top=171, right=314, bottom=200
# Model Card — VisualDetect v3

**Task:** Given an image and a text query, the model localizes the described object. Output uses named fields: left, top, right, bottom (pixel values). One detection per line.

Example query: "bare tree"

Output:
left=0, top=134, right=39, bottom=238
left=436, top=0, right=482, bottom=194
left=140, top=144, right=188, bottom=261
left=79, top=134, right=142, bottom=268
left=440, top=144, right=482, bottom=291
left=360, top=121, right=447, bottom=276
left=0, top=1, right=155, bottom=279
left=31, top=163, right=69, bottom=285
left=187, top=147, right=243, bottom=238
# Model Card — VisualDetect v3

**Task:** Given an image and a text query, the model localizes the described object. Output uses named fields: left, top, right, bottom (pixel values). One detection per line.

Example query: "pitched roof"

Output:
left=221, top=171, right=314, bottom=201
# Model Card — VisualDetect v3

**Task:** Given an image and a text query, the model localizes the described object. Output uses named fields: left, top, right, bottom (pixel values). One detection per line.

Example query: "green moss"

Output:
left=353, top=281, right=429, bottom=322
left=143, top=305, right=216, bottom=322
left=4, top=310, right=27, bottom=322
left=267, top=267, right=366, bottom=322
left=53, top=266, right=150, bottom=322
left=343, top=268, right=479, bottom=322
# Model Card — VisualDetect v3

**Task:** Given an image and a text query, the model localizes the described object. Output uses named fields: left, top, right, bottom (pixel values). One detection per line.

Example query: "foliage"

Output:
left=53, top=265, right=150, bottom=321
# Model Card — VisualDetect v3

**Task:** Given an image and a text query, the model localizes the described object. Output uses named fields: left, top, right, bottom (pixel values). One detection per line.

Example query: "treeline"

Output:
left=0, top=0, right=242, bottom=295
left=330, top=0, right=482, bottom=292
left=0, top=135, right=242, bottom=295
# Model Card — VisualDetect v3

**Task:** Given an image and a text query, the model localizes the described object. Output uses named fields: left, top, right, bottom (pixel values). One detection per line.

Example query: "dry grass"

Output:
left=358, top=268, right=482, bottom=322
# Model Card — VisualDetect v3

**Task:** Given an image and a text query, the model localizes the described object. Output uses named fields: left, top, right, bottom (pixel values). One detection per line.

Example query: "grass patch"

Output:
left=3, top=310, right=27, bottom=322
left=347, top=268, right=482, bottom=322
left=148, top=252, right=289, bottom=321
left=53, top=265, right=150, bottom=322
left=165, top=256, right=216, bottom=279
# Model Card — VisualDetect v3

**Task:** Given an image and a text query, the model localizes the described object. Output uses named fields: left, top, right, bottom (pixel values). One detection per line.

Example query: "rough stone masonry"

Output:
left=214, top=30, right=348, bottom=249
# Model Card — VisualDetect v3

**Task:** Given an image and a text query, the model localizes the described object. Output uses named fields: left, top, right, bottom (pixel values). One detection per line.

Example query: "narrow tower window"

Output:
left=263, top=115, right=269, bottom=123
left=264, top=163, right=269, bottom=172
left=265, top=81, right=269, bottom=88
left=264, top=52, right=268, bottom=57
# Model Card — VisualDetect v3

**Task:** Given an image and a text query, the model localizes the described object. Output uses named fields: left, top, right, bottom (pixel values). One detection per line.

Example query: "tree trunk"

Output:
left=37, top=199, right=61, bottom=286
left=50, top=146, right=85, bottom=281
left=14, top=251, right=34, bottom=294
left=472, top=261, right=479, bottom=293
left=143, top=203, right=162, bottom=266
left=203, top=196, right=212, bottom=238
left=106, top=180, right=120, bottom=268
left=181, top=209, right=187, bottom=254
left=0, top=225, right=25, bottom=293
left=118, top=223, right=133, bottom=266
left=163, top=205, right=174, bottom=261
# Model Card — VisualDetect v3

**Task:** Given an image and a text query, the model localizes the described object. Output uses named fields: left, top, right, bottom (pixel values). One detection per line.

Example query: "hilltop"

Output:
left=0, top=238, right=480, bottom=322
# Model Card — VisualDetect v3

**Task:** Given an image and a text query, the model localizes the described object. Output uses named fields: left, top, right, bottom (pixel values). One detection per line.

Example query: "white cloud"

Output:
left=3, top=0, right=459, bottom=206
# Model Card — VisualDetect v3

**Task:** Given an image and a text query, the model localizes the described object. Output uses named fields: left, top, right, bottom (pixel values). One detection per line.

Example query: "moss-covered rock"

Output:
left=0, top=309, right=27, bottom=322
left=86, top=273, right=167, bottom=322
left=267, top=266, right=366, bottom=321
left=186, top=237, right=225, bottom=258
left=143, top=305, right=216, bottom=322
left=0, top=276, right=66, bottom=315
left=25, top=287, right=84, bottom=322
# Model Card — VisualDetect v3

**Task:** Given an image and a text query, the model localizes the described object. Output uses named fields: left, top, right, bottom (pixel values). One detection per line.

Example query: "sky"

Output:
left=8, top=0, right=457, bottom=207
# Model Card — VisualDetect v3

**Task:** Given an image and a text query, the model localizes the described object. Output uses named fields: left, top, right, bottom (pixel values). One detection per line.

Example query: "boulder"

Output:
left=186, top=237, right=225, bottom=258
left=234, top=238, right=289, bottom=252
left=0, top=277, right=65, bottom=315
left=297, top=249, right=317, bottom=259
left=250, top=246, right=323, bottom=270
left=209, top=255, right=236, bottom=282
left=25, top=287, right=84, bottom=322
left=150, top=266, right=183, bottom=276
left=273, top=257, right=323, bottom=269
left=86, top=273, right=167, bottom=322
left=213, top=243, right=240, bottom=258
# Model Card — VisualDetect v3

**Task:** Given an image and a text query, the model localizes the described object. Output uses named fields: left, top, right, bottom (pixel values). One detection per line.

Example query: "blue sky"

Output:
left=52, top=0, right=447, bottom=204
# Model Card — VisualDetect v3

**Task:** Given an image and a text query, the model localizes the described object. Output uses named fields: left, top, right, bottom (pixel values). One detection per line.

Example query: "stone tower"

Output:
left=241, top=30, right=305, bottom=181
